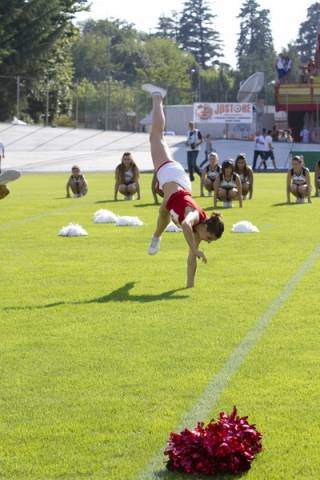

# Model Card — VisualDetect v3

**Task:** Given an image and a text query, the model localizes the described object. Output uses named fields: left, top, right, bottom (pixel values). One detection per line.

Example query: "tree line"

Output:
left=1, top=0, right=320, bottom=127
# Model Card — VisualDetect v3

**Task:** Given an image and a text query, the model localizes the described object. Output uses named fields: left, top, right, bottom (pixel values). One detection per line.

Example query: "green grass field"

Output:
left=1, top=173, right=319, bottom=480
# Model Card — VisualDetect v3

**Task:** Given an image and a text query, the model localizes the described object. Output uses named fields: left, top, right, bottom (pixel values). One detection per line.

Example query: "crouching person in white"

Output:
left=142, top=84, right=224, bottom=288
left=287, top=155, right=312, bottom=204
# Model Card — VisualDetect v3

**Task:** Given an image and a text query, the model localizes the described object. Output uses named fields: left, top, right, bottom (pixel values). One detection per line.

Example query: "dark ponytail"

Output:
left=206, top=212, right=224, bottom=239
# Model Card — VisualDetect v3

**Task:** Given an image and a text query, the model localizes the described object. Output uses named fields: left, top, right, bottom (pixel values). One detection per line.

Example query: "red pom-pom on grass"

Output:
left=165, top=407, right=262, bottom=475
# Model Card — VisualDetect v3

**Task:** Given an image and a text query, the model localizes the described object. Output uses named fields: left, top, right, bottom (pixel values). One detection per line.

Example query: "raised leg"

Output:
left=154, top=203, right=171, bottom=238
left=150, top=95, right=173, bottom=171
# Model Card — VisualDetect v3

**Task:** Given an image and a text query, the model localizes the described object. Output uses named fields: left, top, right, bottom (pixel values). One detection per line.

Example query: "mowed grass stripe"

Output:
left=0, top=173, right=319, bottom=479
left=215, top=255, right=320, bottom=480
left=138, top=244, right=320, bottom=480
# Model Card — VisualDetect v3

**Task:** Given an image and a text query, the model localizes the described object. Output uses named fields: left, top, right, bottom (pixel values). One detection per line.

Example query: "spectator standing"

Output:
left=275, top=54, right=286, bottom=83
left=300, top=127, right=310, bottom=143
left=252, top=130, right=267, bottom=170
left=199, top=133, right=214, bottom=169
left=258, top=130, right=277, bottom=169
left=271, top=125, right=279, bottom=142
left=186, top=121, right=202, bottom=182
left=283, top=55, right=292, bottom=82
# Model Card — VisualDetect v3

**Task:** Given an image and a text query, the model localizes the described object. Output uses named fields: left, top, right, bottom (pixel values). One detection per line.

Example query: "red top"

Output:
left=166, top=189, right=207, bottom=227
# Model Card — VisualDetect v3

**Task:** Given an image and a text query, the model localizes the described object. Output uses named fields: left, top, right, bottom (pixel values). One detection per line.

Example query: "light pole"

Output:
left=105, top=76, right=112, bottom=131
left=75, top=82, right=79, bottom=128
left=0, top=75, right=23, bottom=119
left=191, top=67, right=201, bottom=102
left=45, top=81, right=49, bottom=126
left=16, top=75, right=20, bottom=118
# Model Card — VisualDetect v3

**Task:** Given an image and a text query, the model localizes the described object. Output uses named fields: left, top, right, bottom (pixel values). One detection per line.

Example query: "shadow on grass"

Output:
left=95, top=199, right=121, bottom=204
left=204, top=206, right=223, bottom=212
left=134, top=203, right=159, bottom=208
left=272, top=202, right=295, bottom=207
left=3, top=282, right=189, bottom=311
left=152, top=468, right=242, bottom=479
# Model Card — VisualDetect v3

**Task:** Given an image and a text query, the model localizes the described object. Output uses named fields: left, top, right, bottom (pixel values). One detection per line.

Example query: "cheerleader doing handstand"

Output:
left=143, top=84, right=224, bottom=288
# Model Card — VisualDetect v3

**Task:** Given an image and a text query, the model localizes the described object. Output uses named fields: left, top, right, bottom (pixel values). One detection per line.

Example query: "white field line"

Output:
left=0, top=204, right=82, bottom=231
left=138, top=244, right=320, bottom=480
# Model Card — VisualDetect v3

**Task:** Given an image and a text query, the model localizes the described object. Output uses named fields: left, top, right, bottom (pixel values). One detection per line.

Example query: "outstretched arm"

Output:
left=187, top=236, right=201, bottom=288
left=181, top=210, right=208, bottom=288
left=181, top=211, right=207, bottom=260
left=248, top=168, right=254, bottom=199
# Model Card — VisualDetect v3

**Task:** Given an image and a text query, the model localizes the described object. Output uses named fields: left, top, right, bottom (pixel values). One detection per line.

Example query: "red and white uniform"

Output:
left=156, top=160, right=192, bottom=192
left=166, top=189, right=207, bottom=227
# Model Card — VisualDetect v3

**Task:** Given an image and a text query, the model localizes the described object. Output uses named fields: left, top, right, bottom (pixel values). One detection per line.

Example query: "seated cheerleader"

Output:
left=315, top=159, right=320, bottom=197
left=214, top=159, right=242, bottom=208
left=200, top=152, right=221, bottom=197
left=66, top=165, right=88, bottom=198
left=114, top=152, right=141, bottom=200
left=234, top=153, right=254, bottom=199
left=287, top=155, right=312, bottom=204
left=142, top=83, right=224, bottom=288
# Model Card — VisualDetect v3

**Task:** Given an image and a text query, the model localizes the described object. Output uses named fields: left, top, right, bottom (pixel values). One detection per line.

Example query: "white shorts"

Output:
left=157, top=161, right=192, bottom=192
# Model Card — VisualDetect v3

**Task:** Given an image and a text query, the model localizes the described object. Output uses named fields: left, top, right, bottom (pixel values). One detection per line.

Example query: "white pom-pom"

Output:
left=165, top=222, right=182, bottom=232
left=232, top=221, right=259, bottom=233
left=58, top=223, right=88, bottom=236
left=116, top=216, right=144, bottom=226
left=93, top=209, right=118, bottom=224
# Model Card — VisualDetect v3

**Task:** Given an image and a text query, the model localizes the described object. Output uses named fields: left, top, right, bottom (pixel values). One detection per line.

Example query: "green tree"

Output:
left=136, top=37, right=195, bottom=104
left=0, top=0, right=87, bottom=120
left=179, top=0, right=222, bottom=68
left=236, top=0, right=275, bottom=85
left=72, top=31, right=111, bottom=82
left=296, top=2, right=320, bottom=63
left=72, top=19, right=147, bottom=84
left=74, top=78, right=136, bottom=130
left=27, top=35, right=75, bottom=123
left=156, top=12, right=180, bottom=41
left=200, top=67, right=237, bottom=102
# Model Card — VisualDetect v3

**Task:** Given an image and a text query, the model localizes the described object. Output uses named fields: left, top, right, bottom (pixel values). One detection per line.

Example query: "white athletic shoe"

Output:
left=223, top=201, right=233, bottom=208
left=0, top=170, right=21, bottom=185
left=142, top=84, right=167, bottom=98
left=296, top=197, right=305, bottom=204
left=148, top=236, right=161, bottom=255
